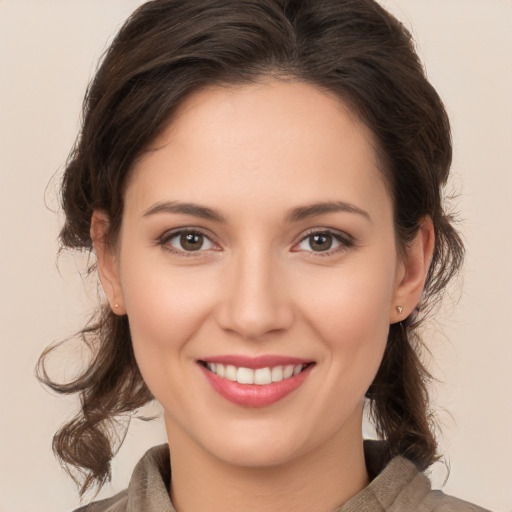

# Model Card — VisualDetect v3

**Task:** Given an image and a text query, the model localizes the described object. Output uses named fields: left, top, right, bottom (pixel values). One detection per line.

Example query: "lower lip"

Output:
left=200, top=364, right=314, bottom=408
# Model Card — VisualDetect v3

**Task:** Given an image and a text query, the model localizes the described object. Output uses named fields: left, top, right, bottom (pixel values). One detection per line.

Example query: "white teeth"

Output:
left=254, top=367, right=272, bottom=385
left=271, top=366, right=283, bottom=382
left=225, top=365, right=237, bottom=381
left=216, top=363, right=225, bottom=378
left=237, top=367, right=254, bottom=384
left=283, top=365, right=294, bottom=379
left=205, top=362, right=307, bottom=385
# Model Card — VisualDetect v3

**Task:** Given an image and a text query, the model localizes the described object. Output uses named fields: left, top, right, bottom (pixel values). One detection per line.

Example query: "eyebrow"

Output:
left=142, top=200, right=370, bottom=223
left=142, top=201, right=226, bottom=223
left=285, top=201, right=371, bottom=223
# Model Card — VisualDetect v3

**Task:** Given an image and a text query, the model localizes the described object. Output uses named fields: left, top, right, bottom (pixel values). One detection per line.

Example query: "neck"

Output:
left=165, top=417, right=369, bottom=512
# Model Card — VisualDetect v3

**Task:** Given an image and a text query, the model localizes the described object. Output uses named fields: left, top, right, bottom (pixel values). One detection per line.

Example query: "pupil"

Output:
left=311, top=234, right=332, bottom=251
left=181, top=233, right=203, bottom=251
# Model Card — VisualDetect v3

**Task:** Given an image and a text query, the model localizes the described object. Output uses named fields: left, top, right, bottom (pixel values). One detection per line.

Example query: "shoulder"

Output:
left=372, top=456, right=492, bottom=512
left=70, top=444, right=171, bottom=512
left=346, top=443, right=492, bottom=512
left=71, top=489, right=128, bottom=512
left=417, top=489, right=492, bottom=512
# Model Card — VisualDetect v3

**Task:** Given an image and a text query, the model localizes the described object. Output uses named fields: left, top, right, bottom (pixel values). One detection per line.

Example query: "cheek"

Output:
left=119, top=254, right=218, bottom=371
left=298, top=263, right=394, bottom=341
left=294, top=261, right=394, bottom=392
left=121, top=266, right=221, bottom=420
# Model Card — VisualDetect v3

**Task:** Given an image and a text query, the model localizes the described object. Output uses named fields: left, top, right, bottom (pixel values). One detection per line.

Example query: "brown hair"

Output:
left=38, top=0, right=463, bottom=496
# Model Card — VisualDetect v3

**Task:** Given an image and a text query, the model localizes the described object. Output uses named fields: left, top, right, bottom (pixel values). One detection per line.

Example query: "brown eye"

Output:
left=309, top=233, right=333, bottom=251
left=294, top=230, right=352, bottom=255
left=180, top=232, right=204, bottom=251
left=162, top=230, right=215, bottom=253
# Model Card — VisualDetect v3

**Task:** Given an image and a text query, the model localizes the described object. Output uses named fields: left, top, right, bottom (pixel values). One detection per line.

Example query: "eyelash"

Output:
left=158, top=228, right=219, bottom=258
left=157, top=228, right=354, bottom=258
left=294, top=228, right=354, bottom=257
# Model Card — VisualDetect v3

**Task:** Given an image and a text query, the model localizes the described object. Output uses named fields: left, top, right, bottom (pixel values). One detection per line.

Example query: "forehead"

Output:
left=126, top=80, right=390, bottom=219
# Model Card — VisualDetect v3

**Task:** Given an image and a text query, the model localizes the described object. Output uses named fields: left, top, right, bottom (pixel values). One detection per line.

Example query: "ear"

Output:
left=90, top=210, right=126, bottom=315
left=390, top=216, right=435, bottom=323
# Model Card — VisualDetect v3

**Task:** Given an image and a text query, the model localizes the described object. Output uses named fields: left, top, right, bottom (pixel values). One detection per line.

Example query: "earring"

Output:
left=396, top=305, right=404, bottom=315
left=114, top=303, right=119, bottom=309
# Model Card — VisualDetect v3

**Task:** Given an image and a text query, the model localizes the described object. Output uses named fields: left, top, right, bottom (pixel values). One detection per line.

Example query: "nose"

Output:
left=215, top=248, right=294, bottom=340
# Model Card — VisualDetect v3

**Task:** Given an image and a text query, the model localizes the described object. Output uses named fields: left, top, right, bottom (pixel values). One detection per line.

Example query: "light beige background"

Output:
left=0, top=1, right=511, bottom=511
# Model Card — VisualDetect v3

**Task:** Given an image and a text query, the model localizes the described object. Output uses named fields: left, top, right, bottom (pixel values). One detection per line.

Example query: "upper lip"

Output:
left=199, top=355, right=313, bottom=369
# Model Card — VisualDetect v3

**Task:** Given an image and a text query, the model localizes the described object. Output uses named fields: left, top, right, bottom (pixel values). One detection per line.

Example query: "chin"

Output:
left=206, top=432, right=308, bottom=469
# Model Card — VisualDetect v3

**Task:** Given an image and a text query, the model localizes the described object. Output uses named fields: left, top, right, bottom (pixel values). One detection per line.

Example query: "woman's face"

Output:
left=99, top=80, right=415, bottom=468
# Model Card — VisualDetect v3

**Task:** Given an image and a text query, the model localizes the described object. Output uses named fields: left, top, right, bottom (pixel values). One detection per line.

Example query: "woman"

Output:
left=38, top=0, right=490, bottom=510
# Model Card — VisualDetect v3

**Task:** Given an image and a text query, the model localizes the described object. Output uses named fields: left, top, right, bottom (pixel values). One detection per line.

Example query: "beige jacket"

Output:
left=74, top=443, right=490, bottom=511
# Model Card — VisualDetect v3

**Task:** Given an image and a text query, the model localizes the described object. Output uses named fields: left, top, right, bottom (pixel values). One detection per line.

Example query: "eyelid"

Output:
left=156, top=226, right=354, bottom=257
left=157, top=227, right=221, bottom=256
left=291, top=227, right=354, bottom=255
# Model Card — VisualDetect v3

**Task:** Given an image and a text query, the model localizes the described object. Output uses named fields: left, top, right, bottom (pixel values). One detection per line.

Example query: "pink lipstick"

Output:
left=198, top=355, right=314, bottom=408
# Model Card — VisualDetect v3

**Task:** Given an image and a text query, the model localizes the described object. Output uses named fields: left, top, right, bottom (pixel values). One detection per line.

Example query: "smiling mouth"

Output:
left=199, top=361, right=314, bottom=385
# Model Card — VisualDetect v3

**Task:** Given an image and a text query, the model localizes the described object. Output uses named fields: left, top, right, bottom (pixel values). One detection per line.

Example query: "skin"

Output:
left=92, top=80, right=434, bottom=512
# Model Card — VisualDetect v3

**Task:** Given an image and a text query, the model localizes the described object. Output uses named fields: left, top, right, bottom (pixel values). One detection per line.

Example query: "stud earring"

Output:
left=114, top=303, right=119, bottom=309
left=396, top=305, right=404, bottom=315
